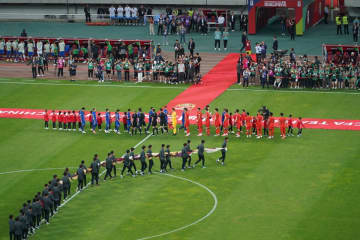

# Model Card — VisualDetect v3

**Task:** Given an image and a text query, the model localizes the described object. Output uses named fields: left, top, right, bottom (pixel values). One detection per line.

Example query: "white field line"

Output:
left=137, top=173, right=218, bottom=240
left=227, top=88, right=360, bottom=95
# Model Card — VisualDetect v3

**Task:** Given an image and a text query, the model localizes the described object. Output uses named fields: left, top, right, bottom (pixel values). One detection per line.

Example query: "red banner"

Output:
left=0, top=108, right=360, bottom=131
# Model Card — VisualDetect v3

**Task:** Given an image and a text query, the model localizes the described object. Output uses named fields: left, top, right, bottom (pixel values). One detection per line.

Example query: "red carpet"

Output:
left=167, top=53, right=239, bottom=117
left=1, top=108, right=360, bottom=131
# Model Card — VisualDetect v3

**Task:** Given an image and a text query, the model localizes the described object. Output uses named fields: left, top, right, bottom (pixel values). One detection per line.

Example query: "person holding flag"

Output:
left=205, top=105, right=211, bottom=136
left=171, top=107, right=177, bottom=135
left=297, top=117, right=304, bottom=137
left=44, top=109, right=49, bottom=129
left=216, top=137, right=228, bottom=166
left=51, top=110, right=57, bottom=130
left=114, top=109, right=121, bottom=134
left=105, top=108, right=111, bottom=133
left=91, top=108, right=97, bottom=134
left=196, top=107, right=203, bottom=136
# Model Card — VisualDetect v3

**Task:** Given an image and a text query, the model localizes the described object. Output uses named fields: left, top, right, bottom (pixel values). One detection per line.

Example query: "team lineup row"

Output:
left=43, top=105, right=304, bottom=139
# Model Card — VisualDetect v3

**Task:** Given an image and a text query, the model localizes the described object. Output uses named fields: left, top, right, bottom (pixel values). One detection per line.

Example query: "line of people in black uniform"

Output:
left=8, top=137, right=228, bottom=240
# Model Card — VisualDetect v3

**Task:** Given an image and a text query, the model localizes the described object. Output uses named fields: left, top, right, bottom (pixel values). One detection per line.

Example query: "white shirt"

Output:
left=0, top=40, right=4, bottom=50
left=178, top=63, right=185, bottom=73
left=44, top=43, right=50, bottom=53
left=218, top=16, right=225, bottom=25
left=59, top=41, right=65, bottom=52
left=117, top=7, right=123, bottom=17
left=109, top=7, right=115, bottom=17
left=131, top=7, right=138, bottom=17
left=6, top=41, right=11, bottom=51
left=12, top=41, right=18, bottom=50
left=27, top=42, right=34, bottom=52
left=125, top=7, right=131, bottom=17
left=50, top=43, right=56, bottom=53
left=255, top=45, right=262, bottom=54
left=18, top=42, right=25, bottom=53
left=36, top=41, right=43, bottom=53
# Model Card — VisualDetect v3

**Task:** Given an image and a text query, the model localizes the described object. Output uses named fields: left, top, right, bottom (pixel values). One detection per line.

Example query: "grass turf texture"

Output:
left=0, top=80, right=360, bottom=240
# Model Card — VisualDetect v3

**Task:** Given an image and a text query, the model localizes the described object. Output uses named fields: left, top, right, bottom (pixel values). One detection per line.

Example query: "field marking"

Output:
left=227, top=88, right=360, bottom=95
left=137, top=173, right=218, bottom=240
left=0, top=167, right=76, bottom=175
left=0, top=80, right=187, bottom=89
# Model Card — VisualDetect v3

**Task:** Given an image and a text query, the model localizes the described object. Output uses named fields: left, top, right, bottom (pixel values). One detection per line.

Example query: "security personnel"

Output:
left=121, top=149, right=135, bottom=177
left=9, top=215, right=15, bottom=240
left=104, top=153, right=113, bottom=180
left=147, top=145, right=153, bottom=174
left=336, top=15, right=342, bottom=35
left=77, top=164, right=85, bottom=190
left=216, top=137, right=228, bottom=165
left=81, top=160, right=87, bottom=185
left=186, top=140, right=192, bottom=168
left=140, top=145, right=147, bottom=175
left=194, top=139, right=206, bottom=168
left=165, top=144, right=173, bottom=170
left=159, top=144, right=166, bottom=172
left=342, top=14, right=349, bottom=35
left=90, top=155, right=100, bottom=185
left=129, top=147, right=138, bottom=174
left=110, top=151, right=117, bottom=177
left=181, top=143, right=188, bottom=171
left=62, top=171, right=70, bottom=199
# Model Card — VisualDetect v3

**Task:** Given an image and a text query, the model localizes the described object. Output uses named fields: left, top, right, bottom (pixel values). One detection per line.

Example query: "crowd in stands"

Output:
left=237, top=46, right=360, bottom=90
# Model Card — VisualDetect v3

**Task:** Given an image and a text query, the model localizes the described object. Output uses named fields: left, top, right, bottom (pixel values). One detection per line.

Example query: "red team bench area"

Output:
left=0, top=36, right=153, bottom=59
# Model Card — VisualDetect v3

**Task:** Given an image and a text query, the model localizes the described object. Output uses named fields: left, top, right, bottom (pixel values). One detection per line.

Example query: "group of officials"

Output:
left=9, top=138, right=228, bottom=240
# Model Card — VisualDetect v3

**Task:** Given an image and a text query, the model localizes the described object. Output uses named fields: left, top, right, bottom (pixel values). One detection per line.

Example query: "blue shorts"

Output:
left=110, top=16, right=116, bottom=19
left=117, top=16, right=123, bottom=19
left=59, top=51, right=65, bottom=57
left=6, top=50, right=11, bottom=55
left=28, top=52, right=34, bottom=57
left=0, top=50, right=4, bottom=55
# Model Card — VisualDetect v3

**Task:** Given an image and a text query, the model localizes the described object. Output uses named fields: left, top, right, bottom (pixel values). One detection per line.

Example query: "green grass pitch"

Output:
left=0, top=79, right=360, bottom=240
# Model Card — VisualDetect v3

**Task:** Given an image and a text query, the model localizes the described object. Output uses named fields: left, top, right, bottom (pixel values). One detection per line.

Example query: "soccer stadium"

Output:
left=0, top=0, right=360, bottom=239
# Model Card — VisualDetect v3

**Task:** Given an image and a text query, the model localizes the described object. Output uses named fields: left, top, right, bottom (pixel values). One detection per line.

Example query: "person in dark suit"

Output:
left=236, top=59, right=242, bottom=84
left=229, top=12, right=236, bottom=31
left=84, top=5, right=91, bottom=23
left=121, top=150, right=135, bottom=177
left=14, top=217, right=22, bottom=240
left=104, top=153, right=113, bottom=180
left=76, top=164, right=85, bottom=190
left=62, top=172, right=70, bottom=199
left=9, top=215, right=15, bottom=240
left=240, top=31, right=247, bottom=52
left=90, top=155, right=100, bottom=185
left=188, top=38, right=195, bottom=57
left=272, top=36, right=278, bottom=52
left=187, top=60, right=195, bottom=82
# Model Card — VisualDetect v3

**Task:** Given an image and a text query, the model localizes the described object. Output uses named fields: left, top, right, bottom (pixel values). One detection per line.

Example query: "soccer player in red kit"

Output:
left=234, top=109, right=241, bottom=137
left=97, top=113, right=103, bottom=131
left=252, top=116, right=257, bottom=135
left=196, top=107, right=203, bottom=136
left=214, top=108, right=221, bottom=136
left=287, top=114, right=294, bottom=136
left=122, top=112, right=127, bottom=131
left=58, top=111, right=63, bottom=130
left=71, top=110, right=77, bottom=131
left=44, top=109, right=49, bottom=129
left=241, top=109, right=247, bottom=133
left=51, top=110, right=57, bottom=130
left=245, top=112, right=252, bottom=138
left=296, top=117, right=304, bottom=137
left=205, top=105, right=211, bottom=136
left=63, top=111, right=68, bottom=130
left=279, top=112, right=286, bottom=139
left=256, top=111, right=263, bottom=138
left=89, top=110, right=93, bottom=129
left=67, top=111, right=72, bottom=130
left=184, top=108, right=190, bottom=136
left=268, top=112, right=275, bottom=139
left=77, top=110, right=82, bottom=131
left=222, top=109, right=229, bottom=136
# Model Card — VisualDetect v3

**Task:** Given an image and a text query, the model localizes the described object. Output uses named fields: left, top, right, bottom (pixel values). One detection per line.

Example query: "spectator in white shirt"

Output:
left=18, top=41, right=25, bottom=62
left=117, top=6, right=124, bottom=24
left=255, top=43, right=262, bottom=63
left=131, top=7, right=138, bottom=25
left=59, top=40, right=65, bottom=57
left=109, top=5, right=116, bottom=24
left=36, top=41, right=43, bottom=56
left=124, top=5, right=131, bottom=25
left=218, top=14, right=225, bottom=29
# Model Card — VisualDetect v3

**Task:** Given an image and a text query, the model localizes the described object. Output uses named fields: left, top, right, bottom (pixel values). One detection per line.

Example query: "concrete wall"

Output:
left=345, top=0, right=360, bottom=7
left=0, top=0, right=247, bottom=5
